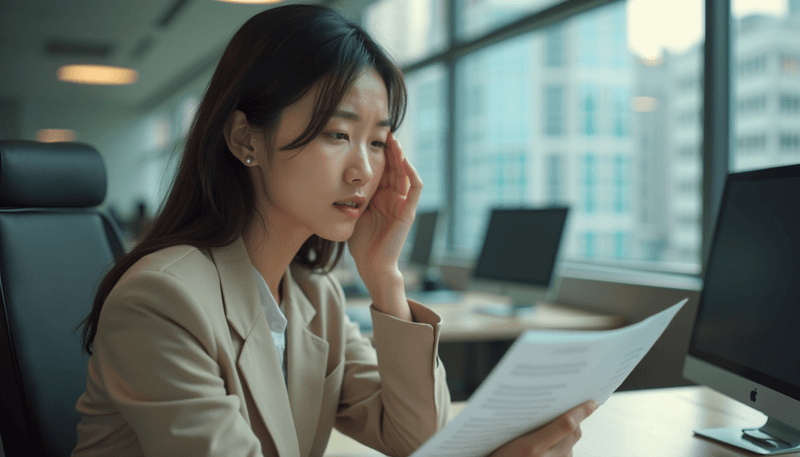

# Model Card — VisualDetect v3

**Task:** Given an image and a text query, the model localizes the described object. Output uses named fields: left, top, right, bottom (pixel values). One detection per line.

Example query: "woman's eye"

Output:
left=371, top=141, right=387, bottom=149
left=330, top=132, right=349, bottom=141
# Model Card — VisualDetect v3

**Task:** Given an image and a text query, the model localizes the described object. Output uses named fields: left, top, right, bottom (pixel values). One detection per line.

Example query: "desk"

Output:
left=349, top=291, right=628, bottom=401
left=348, top=291, right=627, bottom=342
left=325, top=386, right=800, bottom=456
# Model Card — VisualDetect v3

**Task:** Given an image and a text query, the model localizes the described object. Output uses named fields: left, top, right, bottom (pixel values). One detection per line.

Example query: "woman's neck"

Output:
left=242, top=212, right=312, bottom=304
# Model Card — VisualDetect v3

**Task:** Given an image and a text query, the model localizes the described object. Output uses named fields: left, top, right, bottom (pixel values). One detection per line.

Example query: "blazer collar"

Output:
left=208, top=238, right=259, bottom=341
left=284, top=264, right=329, bottom=456
left=209, top=238, right=302, bottom=457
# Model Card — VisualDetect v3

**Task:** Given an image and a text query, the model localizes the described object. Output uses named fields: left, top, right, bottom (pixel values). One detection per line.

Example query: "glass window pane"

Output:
left=396, top=64, right=447, bottom=211
left=454, top=0, right=705, bottom=269
left=730, top=0, right=800, bottom=172
left=364, top=0, right=447, bottom=65
left=458, top=0, right=561, bottom=41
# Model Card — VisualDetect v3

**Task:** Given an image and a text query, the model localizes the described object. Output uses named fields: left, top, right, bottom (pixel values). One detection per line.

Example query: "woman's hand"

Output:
left=489, top=400, right=598, bottom=457
left=347, top=133, right=422, bottom=314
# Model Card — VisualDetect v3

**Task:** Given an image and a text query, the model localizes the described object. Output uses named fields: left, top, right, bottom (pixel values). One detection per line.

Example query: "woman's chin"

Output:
left=317, top=226, right=355, bottom=243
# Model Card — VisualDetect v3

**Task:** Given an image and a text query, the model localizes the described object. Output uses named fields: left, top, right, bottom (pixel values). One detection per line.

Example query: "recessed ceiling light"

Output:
left=57, top=64, right=138, bottom=85
left=36, top=129, right=77, bottom=143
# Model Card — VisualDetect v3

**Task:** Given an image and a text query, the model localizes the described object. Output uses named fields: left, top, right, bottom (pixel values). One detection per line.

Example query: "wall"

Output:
left=13, top=65, right=214, bottom=222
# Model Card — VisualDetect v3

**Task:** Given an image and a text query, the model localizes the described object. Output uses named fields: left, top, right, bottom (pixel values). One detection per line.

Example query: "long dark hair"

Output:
left=80, top=4, right=407, bottom=354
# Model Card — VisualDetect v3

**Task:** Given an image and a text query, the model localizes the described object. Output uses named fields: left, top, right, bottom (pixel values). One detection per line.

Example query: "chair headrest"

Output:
left=0, top=140, right=107, bottom=208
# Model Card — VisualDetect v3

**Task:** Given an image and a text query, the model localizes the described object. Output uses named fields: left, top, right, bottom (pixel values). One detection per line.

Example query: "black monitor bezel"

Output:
left=472, top=206, right=569, bottom=287
left=408, top=210, right=440, bottom=269
left=688, top=162, right=800, bottom=402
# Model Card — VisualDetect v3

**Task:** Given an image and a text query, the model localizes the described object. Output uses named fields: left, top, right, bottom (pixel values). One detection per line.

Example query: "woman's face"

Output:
left=252, top=68, right=390, bottom=242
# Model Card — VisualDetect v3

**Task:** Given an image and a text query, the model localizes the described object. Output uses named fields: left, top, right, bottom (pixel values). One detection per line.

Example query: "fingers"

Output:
left=535, top=400, right=598, bottom=452
left=400, top=157, right=423, bottom=222
left=380, top=133, right=394, bottom=189
left=390, top=134, right=405, bottom=195
left=547, top=427, right=582, bottom=456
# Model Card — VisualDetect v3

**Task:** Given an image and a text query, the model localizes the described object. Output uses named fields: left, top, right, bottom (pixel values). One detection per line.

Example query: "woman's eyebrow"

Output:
left=333, top=109, right=391, bottom=127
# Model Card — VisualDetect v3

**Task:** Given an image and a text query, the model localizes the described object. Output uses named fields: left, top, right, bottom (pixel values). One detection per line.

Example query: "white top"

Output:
left=252, top=266, right=288, bottom=381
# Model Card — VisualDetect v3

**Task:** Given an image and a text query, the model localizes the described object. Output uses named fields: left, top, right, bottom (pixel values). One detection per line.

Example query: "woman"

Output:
left=73, top=4, right=595, bottom=456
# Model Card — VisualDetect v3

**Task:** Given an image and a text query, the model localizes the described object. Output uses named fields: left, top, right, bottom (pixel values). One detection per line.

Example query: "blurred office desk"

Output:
left=325, top=386, right=800, bottom=457
left=347, top=291, right=627, bottom=342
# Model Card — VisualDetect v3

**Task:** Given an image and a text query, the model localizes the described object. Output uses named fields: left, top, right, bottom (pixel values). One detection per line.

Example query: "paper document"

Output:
left=412, top=299, right=687, bottom=457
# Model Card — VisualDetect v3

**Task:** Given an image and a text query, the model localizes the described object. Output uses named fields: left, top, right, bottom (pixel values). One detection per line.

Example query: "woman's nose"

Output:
left=345, top=145, right=375, bottom=184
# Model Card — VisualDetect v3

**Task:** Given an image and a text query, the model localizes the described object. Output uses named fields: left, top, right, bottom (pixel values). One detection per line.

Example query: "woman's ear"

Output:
left=224, top=110, right=259, bottom=166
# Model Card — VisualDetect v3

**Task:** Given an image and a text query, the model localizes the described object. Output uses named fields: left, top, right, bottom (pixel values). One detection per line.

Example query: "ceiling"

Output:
left=0, top=0, right=355, bottom=110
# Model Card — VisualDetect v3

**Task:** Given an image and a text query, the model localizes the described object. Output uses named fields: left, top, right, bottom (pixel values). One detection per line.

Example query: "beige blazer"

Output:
left=72, top=238, right=451, bottom=457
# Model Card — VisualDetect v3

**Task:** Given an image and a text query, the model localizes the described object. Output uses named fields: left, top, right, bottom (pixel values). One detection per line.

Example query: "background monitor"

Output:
left=407, top=210, right=441, bottom=283
left=403, top=210, right=465, bottom=303
left=471, top=207, right=569, bottom=315
left=683, top=163, right=800, bottom=455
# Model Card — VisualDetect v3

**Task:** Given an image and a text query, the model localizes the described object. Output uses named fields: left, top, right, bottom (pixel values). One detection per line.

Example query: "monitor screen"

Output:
left=473, top=207, right=568, bottom=287
left=688, top=166, right=800, bottom=401
left=408, top=210, right=439, bottom=268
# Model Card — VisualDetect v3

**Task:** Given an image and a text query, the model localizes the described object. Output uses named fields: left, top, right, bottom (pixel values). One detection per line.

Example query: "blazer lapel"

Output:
left=284, top=265, right=329, bottom=457
left=210, top=239, right=301, bottom=457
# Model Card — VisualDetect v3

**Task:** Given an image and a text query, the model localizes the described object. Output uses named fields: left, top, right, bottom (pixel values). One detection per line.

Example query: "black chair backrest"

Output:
left=0, top=140, right=124, bottom=456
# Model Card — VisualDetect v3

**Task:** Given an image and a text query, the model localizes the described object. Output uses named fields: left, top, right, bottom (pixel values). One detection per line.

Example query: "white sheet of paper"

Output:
left=412, top=299, right=688, bottom=457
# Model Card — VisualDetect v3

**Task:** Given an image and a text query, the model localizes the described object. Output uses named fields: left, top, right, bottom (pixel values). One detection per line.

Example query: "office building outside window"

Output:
left=366, top=0, right=706, bottom=269
left=545, top=85, right=564, bottom=136
left=395, top=65, right=447, bottom=212
left=730, top=0, right=800, bottom=172
left=546, top=153, right=565, bottom=205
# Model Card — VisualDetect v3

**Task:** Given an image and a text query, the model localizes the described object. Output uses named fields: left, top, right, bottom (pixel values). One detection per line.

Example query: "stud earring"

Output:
left=245, top=155, right=254, bottom=165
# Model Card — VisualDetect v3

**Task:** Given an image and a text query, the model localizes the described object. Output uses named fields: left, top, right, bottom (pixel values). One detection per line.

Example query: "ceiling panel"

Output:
left=0, top=0, right=325, bottom=108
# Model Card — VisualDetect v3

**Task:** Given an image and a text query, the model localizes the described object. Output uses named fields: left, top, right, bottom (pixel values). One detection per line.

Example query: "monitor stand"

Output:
left=695, top=417, right=800, bottom=455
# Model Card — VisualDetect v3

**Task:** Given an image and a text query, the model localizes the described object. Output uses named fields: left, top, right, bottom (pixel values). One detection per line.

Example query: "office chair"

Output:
left=0, top=140, right=125, bottom=456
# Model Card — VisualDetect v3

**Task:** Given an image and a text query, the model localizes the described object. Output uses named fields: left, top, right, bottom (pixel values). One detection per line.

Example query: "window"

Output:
left=582, top=153, right=596, bottom=213
left=545, top=25, right=565, bottom=67
left=545, top=85, right=564, bottom=136
left=364, top=0, right=446, bottom=65
left=781, top=54, right=799, bottom=76
left=731, top=2, right=800, bottom=172
left=612, top=86, right=629, bottom=137
left=737, top=94, right=767, bottom=115
left=367, top=0, right=706, bottom=269
left=584, top=232, right=596, bottom=258
left=395, top=65, right=447, bottom=211
left=546, top=153, right=565, bottom=205
left=613, top=155, right=631, bottom=213
left=581, top=85, right=597, bottom=136
left=779, top=133, right=800, bottom=152
left=614, top=232, right=630, bottom=258
left=457, top=0, right=561, bottom=40
left=780, top=94, right=800, bottom=113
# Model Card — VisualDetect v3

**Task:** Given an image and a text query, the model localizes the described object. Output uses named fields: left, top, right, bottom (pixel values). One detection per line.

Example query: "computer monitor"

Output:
left=407, top=210, right=441, bottom=288
left=683, top=164, right=800, bottom=455
left=471, top=207, right=569, bottom=316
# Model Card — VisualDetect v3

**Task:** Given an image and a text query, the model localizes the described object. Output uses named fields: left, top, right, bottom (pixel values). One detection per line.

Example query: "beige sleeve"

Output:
left=333, top=293, right=452, bottom=457
left=88, top=271, right=263, bottom=457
